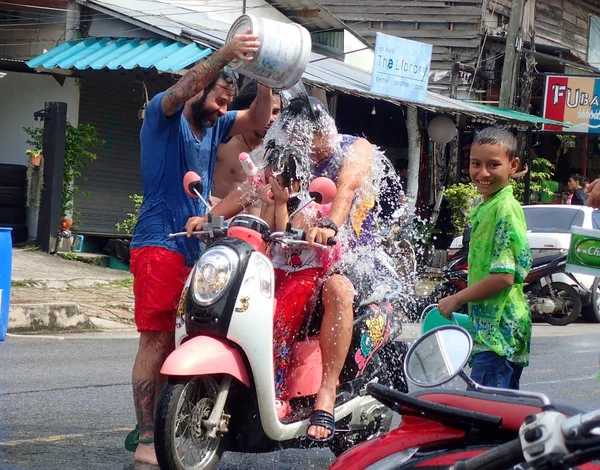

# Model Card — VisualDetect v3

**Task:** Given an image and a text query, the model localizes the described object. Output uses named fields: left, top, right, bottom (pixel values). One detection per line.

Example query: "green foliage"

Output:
left=443, top=183, right=480, bottom=235
left=116, top=194, right=143, bottom=236
left=23, top=123, right=104, bottom=221
left=511, top=158, right=556, bottom=204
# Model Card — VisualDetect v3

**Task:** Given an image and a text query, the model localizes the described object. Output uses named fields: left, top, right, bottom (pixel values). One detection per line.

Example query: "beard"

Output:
left=190, top=95, right=218, bottom=128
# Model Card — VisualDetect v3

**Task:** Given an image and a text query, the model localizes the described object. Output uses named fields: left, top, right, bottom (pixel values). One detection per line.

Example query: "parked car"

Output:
left=449, top=205, right=600, bottom=322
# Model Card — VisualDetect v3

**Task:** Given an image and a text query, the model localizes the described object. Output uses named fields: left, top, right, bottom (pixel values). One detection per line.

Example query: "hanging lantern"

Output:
left=428, top=116, right=458, bottom=144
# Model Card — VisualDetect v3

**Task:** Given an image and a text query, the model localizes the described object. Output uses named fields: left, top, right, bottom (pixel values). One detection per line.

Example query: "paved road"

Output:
left=1, top=324, right=599, bottom=470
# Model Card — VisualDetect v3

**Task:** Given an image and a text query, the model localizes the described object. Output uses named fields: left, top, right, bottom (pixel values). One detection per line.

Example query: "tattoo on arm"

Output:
left=133, top=379, right=157, bottom=437
left=162, top=51, right=230, bottom=117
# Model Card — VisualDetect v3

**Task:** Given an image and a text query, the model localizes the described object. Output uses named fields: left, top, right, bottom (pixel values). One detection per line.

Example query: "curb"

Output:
left=8, top=303, right=133, bottom=332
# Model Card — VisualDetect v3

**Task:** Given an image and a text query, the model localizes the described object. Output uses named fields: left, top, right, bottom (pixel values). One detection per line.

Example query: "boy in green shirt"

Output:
left=438, top=127, right=533, bottom=390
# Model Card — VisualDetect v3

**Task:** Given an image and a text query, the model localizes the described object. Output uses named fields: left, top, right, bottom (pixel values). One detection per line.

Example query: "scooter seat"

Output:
left=412, top=389, right=582, bottom=432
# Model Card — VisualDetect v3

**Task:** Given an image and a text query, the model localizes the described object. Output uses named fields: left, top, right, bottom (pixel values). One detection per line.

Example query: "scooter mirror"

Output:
left=183, top=171, right=203, bottom=199
left=309, top=177, right=336, bottom=205
left=405, top=326, right=472, bottom=388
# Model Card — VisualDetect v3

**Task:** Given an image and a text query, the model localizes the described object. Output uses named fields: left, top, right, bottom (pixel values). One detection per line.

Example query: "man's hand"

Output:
left=185, top=215, right=208, bottom=237
left=587, top=178, right=600, bottom=209
left=437, top=295, right=462, bottom=319
left=221, top=29, right=260, bottom=62
left=306, top=227, right=336, bottom=246
left=270, top=177, right=289, bottom=205
left=258, top=183, right=274, bottom=205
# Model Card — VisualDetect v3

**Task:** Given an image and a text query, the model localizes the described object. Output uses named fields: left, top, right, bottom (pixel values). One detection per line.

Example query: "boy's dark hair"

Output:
left=230, top=80, right=281, bottom=111
left=263, top=139, right=301, bottom=188
left=472, top=126, right=518, bottom=160
left=570, top=174, right=585, bottom=186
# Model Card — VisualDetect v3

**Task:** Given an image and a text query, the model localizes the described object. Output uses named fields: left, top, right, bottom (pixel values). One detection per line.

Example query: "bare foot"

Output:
left=134, top=443, right=158, bottom=466
left=307, top=386, right=336, bottom=440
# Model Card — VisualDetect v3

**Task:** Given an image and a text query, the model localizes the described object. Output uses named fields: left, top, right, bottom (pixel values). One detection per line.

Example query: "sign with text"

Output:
left=370, top=32, right=432, bottom=102
left=542, top=75, right=600, bottom=133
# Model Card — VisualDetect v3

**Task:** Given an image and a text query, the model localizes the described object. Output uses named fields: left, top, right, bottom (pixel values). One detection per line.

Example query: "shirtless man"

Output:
left=211, top=81, right=282, bottom=213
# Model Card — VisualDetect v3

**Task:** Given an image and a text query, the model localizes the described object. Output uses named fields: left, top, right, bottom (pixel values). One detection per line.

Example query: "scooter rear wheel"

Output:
left=541, top=282, right=582, bottom=326
left=155, top=376, right=225, bottom=470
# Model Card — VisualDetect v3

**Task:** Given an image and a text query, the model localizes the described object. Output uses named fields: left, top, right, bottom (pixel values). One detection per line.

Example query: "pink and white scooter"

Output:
left=154, top=171, right=407, bottom=470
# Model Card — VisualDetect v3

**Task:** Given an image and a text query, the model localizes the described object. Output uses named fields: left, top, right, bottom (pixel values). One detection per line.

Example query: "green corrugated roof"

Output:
left=464, top=102, right=566, bottom=127
left=26, top=37, right=212, bottom=73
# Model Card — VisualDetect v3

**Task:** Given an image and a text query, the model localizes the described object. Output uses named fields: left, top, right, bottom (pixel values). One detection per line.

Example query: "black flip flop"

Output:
left=306, top=409, right=335, bottom=443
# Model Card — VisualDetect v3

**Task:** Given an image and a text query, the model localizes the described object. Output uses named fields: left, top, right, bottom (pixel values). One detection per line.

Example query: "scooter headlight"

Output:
left=192, top=246, right=238, bottom=306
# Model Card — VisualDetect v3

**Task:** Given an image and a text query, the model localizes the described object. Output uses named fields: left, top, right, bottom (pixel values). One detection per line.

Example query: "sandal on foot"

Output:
left=124, top=425, right=154, bottom=452
left=306, top=410, right=335, bottom=443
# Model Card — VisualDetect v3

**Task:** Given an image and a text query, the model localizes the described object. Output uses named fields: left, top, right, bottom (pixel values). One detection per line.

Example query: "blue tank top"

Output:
left=130, top=92, right=237, bottom=266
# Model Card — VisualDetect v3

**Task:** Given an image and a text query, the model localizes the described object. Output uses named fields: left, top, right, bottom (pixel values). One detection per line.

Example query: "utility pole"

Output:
left=36, top=102, right=67, bottom=253
left=499, top=0, right=526, bottom=109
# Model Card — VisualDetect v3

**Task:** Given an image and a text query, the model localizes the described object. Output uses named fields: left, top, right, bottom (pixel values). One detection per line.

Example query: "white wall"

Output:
left=343, top=30, right=374, bottom=72
left=0, top=71, right=80, bottom=239
left=0, top=72, right=80, bottom=165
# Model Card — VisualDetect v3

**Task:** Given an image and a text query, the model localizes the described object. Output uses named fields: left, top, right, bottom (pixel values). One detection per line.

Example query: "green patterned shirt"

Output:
left=468, top=185, right=533, bottom=366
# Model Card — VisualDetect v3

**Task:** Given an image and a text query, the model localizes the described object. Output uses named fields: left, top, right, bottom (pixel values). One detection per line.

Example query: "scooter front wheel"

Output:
left=155, top=376, right=225, bottom=470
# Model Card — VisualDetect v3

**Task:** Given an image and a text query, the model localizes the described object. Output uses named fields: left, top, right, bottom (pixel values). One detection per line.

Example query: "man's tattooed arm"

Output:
left=161, top=50, right=230, bottom=117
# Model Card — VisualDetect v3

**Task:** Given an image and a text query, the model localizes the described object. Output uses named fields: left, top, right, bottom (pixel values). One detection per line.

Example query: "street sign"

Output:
left=370, top=32, right=432, bottom=102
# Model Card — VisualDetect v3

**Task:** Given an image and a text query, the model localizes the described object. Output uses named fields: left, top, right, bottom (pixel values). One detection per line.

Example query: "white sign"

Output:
left=370, top=32, right=432, bottom=102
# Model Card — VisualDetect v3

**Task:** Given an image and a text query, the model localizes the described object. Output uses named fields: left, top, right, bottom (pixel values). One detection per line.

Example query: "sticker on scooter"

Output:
left=176, top=287, right=188, bottom=324
left=235, top=296, right=250, bottom=313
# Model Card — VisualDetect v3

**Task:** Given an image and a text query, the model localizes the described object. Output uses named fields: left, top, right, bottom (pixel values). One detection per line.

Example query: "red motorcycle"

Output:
left=329, top=326, right=600, bottom=470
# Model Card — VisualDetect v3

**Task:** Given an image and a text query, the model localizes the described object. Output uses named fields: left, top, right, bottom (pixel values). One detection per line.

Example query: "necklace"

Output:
left=241, top=134, right=254, bottom=152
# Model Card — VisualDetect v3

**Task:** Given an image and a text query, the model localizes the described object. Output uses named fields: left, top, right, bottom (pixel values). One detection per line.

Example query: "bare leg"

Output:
left=132, top=330, right=174, bottom=465
left=307, top=275, right=354, bottom=440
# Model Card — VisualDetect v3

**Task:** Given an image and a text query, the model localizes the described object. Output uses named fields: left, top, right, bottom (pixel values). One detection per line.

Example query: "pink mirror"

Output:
left=309, top=177, right=337, bottom=205
left=183, top=171, right=203, bottom=199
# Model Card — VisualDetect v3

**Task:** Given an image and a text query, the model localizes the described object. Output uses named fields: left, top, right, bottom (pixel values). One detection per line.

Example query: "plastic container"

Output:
left=0, top=227, right=13, bottom=341
left=421, top=307, right=469, bottom=335
left=225, top=14, right=312, bottom=90
left=71, top=234, right=85, bottom=253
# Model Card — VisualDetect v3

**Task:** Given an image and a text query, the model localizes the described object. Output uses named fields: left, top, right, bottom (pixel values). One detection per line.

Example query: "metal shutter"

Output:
left=75, top=70, right=173, bottom=234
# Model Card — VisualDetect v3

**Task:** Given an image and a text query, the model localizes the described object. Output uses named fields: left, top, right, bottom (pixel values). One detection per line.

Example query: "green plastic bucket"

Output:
left=421, top=307, right=469, bottom=334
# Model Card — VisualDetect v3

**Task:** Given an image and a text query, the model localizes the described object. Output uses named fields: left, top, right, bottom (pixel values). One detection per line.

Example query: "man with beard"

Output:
left=211, top=80, right=282, bottom=216
left=127, top=32, right=273, bottom=466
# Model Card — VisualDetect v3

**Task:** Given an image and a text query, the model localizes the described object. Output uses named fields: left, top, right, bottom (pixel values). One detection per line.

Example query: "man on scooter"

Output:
left=127, top=32, right=274, bottom=466
left=185, top=96, right=384, bottom=442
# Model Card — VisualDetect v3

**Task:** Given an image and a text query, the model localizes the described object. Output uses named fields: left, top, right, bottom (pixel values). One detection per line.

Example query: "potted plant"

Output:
left=25, top=149, right=42, bottom=167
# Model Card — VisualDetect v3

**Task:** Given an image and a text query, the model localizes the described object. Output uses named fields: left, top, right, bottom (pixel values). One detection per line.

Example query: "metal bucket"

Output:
left=225, top=14, right=312, bottom=90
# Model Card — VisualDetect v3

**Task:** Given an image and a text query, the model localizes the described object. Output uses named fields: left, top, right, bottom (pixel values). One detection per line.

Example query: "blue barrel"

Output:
left=0, top=227, right=12, bottom=341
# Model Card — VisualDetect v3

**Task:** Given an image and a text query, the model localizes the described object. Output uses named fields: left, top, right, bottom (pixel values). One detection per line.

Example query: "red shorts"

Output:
left=130, top=247, right=191, bottom=332
left=273, top=267, right=324, bottom=397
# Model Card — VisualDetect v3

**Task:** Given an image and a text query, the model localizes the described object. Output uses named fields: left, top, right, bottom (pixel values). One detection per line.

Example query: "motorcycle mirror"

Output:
left=183, top=171, right=203, bottom=199
left=183, top=171, right=212, bottom=213
left=404, top=326, right=472, bottom=388
left=308, top=177, right=337, bottom=205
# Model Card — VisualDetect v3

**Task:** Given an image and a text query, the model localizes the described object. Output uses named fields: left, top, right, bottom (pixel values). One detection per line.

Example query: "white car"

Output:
left=449, top=205, right=600, bottom=322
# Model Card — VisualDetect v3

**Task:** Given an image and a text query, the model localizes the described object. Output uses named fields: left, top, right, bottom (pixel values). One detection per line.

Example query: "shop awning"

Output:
left=25, top=37, right=212, bottom=73
left=463, top=102, right=565, bottom=127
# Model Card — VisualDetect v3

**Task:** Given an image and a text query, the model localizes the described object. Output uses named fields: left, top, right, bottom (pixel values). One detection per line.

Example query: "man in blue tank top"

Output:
left=128, top=31, right=274, bottom=466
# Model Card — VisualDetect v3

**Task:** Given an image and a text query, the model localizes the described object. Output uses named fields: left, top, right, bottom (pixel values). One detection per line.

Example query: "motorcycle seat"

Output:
left=531, top=253, right=567, bottom=268
left=412, top=389, right=582, bottom=432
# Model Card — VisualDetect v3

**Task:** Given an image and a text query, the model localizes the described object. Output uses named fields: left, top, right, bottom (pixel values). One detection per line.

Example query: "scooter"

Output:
left=426, top=247, right=585, bottom=326
left=330, top=325, right=596, bottom=470
left=154, top=172, right=408, bottom=470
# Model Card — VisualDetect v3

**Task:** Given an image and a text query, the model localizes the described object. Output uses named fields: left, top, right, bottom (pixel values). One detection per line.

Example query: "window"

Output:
left=588, top=16, right=600, bottom=68
left=524, top=207, right=584, bottom=233
left=593, top=211, right=600, bottom=230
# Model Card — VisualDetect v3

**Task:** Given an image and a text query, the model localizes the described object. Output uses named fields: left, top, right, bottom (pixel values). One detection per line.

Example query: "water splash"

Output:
left=235, top=92, right=433, bottom=327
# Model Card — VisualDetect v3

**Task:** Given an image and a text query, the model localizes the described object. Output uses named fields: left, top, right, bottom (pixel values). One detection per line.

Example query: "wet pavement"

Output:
left=1, top=325, right=600, bottom=469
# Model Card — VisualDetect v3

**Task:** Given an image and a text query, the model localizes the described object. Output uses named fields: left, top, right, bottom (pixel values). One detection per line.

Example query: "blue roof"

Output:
left=26, top=37, right=212, bottom=73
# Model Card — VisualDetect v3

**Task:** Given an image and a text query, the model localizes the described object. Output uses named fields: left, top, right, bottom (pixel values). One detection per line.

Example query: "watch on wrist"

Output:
left=321, top=219, right=339, bottom=235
